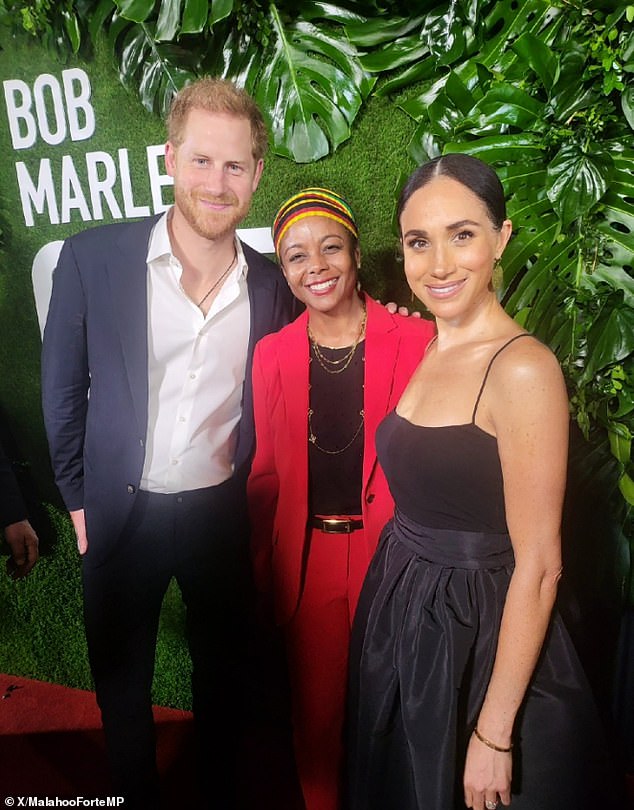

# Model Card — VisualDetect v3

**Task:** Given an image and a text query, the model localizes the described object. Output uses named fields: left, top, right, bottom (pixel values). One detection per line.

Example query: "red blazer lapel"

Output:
left=278, top=312, right=311, bottom=508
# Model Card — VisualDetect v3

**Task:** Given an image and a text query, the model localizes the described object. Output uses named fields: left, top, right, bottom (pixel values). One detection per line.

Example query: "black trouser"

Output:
left=82, top=478, right=251, bottom=809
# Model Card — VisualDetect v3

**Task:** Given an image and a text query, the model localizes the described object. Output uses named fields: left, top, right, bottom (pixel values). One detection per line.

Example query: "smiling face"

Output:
left=165, top=108, right=263, bottom=242
left=399, top=174, right=512, bottom=324
left=278, top=216, right=360, bottom=317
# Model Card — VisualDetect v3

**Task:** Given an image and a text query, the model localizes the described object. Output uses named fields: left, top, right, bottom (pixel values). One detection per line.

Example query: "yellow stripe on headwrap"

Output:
left=272, top=187, right=358, bottom=257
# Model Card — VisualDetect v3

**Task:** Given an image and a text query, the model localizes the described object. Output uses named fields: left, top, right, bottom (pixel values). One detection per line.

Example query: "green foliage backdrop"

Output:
left=4, top=0, right=632, bottom=519
left=0, top=0, right=632, bottom=713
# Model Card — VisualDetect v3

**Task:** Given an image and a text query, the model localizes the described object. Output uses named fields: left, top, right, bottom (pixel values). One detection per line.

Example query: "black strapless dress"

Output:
left=347, top=406, right=617, bottom=810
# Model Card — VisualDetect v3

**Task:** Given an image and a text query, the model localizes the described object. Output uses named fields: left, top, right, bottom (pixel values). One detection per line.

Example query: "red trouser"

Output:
left=283, top=521, right=372, bottom=810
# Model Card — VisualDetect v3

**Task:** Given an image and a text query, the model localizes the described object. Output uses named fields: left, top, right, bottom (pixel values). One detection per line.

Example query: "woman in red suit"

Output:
left=247, top=188, right=435, bottom=810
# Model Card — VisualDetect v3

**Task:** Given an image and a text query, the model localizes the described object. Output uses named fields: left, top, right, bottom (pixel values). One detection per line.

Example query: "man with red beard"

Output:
left=41, top=78, right=297, bottom=809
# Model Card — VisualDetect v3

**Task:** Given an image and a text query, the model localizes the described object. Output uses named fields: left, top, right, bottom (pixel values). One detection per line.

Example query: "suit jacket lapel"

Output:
left=107, top=216, right=158, bottom=439
left=279, top=313, right=310, bottom=468
left=236, top=241, right=296, bottom=472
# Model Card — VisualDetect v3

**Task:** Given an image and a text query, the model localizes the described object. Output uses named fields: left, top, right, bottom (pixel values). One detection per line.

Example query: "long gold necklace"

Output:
left=308, top=407, right=364, bottom=455
left=307, top=302, right=367, bottom=374
left=307, top=303, right=366, bottom=454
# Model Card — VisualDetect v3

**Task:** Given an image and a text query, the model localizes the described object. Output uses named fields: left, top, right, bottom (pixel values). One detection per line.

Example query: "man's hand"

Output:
left=4, top=519, right=39, bottom=579
left=70, top=508, right=88, bottom=555
left=380, top=300, right=422, bottom=318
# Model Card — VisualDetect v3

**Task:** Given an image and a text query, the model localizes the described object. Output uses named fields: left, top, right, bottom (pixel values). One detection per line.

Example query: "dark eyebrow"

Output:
left=282, top=232, right=344, bottom=255
left=403, top=220, right=482, bottom=239
left=282, top=242, right=304, bottom=255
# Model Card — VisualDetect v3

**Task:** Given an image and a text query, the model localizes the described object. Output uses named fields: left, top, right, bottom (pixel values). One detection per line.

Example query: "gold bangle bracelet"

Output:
left=473, top=727, right=513, bottom=753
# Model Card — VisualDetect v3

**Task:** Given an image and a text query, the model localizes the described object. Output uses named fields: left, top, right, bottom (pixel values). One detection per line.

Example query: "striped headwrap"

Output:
left=272, top=187, right=359, bottom=258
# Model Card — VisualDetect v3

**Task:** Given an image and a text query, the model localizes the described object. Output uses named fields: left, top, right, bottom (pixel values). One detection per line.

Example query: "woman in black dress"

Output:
left=347, top=154, right=615, bottom=810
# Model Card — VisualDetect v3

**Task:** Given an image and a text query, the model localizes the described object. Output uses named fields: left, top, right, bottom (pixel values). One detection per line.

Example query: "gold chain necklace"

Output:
left=308, top=408, right=364, bottom=455
left=196, top=250, right=236, bottom=308
left=307, top=302, right=367, bottom=375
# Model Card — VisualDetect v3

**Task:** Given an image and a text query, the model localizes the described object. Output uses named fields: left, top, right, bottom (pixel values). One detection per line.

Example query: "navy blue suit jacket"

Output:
left=41, top=215, right=295, bottom=562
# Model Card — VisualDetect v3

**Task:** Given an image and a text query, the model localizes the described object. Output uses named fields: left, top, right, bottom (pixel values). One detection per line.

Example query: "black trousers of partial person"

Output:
left=81, top=478, right=251, bottom=810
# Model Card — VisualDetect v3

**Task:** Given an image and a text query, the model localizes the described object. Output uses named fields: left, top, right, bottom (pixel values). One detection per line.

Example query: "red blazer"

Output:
left=247, top=294, right=435, bottom=624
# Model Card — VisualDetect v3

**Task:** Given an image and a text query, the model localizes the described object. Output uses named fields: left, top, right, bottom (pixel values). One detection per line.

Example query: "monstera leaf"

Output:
left=107, top=0, right=375, bottom=161
left=254, top=9, right=375, bottom=162
left=546, top=143, right=614, bottom=229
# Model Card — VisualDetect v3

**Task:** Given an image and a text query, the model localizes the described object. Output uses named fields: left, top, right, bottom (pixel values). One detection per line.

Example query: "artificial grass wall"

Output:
left=0, top=29, right=418, bottom=706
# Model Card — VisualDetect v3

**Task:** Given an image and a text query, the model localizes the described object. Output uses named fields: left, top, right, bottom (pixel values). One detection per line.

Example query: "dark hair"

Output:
left=397, top=154, right=506, bottom=230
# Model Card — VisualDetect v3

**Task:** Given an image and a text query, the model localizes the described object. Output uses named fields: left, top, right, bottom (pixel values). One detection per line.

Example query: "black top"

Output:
left=375, top=334, right=532, bottom=533
left=308, top=340, right=365, bottom=516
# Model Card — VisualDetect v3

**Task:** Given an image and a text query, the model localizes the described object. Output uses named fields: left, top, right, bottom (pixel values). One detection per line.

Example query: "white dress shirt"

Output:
left=140, top=211, right=251, bottom=493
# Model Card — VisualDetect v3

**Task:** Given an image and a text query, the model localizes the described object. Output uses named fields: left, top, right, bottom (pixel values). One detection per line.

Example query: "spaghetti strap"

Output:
left=471, top=333, right=532, bottom=424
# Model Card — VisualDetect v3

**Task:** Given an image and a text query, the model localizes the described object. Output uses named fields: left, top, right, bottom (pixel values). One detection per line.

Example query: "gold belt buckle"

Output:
left=322, top=518, right=349, bottom=534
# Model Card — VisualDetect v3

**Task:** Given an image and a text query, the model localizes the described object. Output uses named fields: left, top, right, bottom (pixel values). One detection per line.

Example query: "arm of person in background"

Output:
left=462, top=339, right=569, bottom=810
left=246, top=342, right=282, bottom=625
left=4, top=519, right=39, bottom=579
left=0, top=439, right=39, bottom=578
left=41, top=238, right=90, bottom=555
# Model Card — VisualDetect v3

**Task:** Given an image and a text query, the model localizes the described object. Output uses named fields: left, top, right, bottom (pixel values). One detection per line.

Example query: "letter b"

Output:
left=3, top=69, right=94, bottom=150
left=3, top=79, right=36, bottom=149
left=63, top=68, right=95, bottom=142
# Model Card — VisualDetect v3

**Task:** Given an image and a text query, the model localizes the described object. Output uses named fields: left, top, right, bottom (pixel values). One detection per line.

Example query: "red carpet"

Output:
left=0, top=674, right=303, bottom=808
left=0, top=675, right=198, bottom=804
left=1, top=674, right=630, bottom=808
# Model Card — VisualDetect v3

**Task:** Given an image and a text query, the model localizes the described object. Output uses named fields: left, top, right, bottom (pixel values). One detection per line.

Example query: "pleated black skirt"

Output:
left=346, top=510, right=618, bottom=810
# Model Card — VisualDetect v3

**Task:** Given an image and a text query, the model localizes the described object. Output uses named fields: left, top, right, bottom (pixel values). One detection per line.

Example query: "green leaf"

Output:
left=399, top=74, right=451, bottom=120
left=345, top=14, right=424, bottom=48
left=156, top=0, right=182, bottom=41
left=497, top=163, right=547, bottom=195
left=425, top=7, right=466, bottom=66
left=300, top=2, right=370, bottom=25
left=470, top=83, right=543, bottom=130
left=511, top=30, right=556, bottom=89
left=181, top=0, right=208, bottom=34
left=443, top=133, right=545, bottom=163
left=618, top=473, right=634, bottom=506
left=609, top=427, right=632, bottom=465
left=256, top=11, right=374, bottom=162
left=210, top=0, right=233, bottom=27
left=114, top=0, right=156, bottom=23
left=62, top=9, right=81, bottom=53
left=596, top=191, right=634, bottom=266
left=88, top=0, right=117, bottom=42
left=546, top=41, right=604, bottom=120
left=546, top=144, right=613, bottom=228
left=622, top=84, right=634, bottom=130
left=584, top=299, right=634, bottom=381
left=589, top=265, right=634, bottom=307
left=114, top=18, right=197, bottom=115
left=360, top=32, right=429, bottom=73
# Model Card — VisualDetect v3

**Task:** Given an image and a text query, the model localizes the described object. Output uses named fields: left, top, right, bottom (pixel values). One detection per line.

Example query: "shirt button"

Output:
left=179, top=416, right=186, bottom=422
left=171, top=459, right=179, bottom=466
left=366, top=493, right=375, bottom=504
left=189, top=373, right=196, bottom=379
